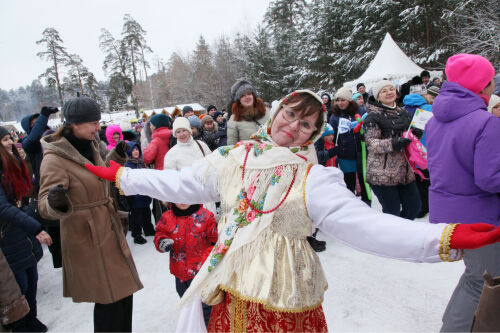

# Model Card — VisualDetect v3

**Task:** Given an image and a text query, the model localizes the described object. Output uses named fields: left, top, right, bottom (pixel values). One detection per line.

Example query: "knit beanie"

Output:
left=201, top=115, right=214, bottom=127
left=231, top=79, right=257, bottom=102
left=356, top=83, right=365, bottom=90
left=150, top=114, right=170, bottom=129
left=172, top=117, right=192, bottom=137
left=182, top=106, right=194, bottom=116
left=322, top=123, right=334, bottom=137
left=427, top=85, right=441, bottom=97
left=445, top=54, right=495, bottom=95
left=334, top=87, right=352, bottom=101
left=321, top=92, right=331, bottom=101
left=213, top=111, right=223, bottom=121
left=63, top=96, right=101, bottom=124
left=352, top=92, right=363, bottom=101
left=0, top=126, right=10, bottom=140
left=188, top=115, right=201, bottom=129
left=372, top=80, right=396, bottom=100
left=488, top=94, right=500, bottom=114
left=207, top=105, right=217, bottom=113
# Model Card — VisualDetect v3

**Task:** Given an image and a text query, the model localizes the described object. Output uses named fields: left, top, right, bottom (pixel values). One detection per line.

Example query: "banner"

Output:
left=337, top=117, right=351, bottom=134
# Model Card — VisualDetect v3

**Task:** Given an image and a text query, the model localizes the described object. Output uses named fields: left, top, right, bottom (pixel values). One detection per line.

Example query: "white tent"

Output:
left=343, top=33, right=426, bottom=90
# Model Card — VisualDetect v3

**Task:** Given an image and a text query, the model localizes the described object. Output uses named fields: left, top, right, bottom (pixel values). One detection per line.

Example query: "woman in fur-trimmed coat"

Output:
left=226, top=79, right=269, bottom=145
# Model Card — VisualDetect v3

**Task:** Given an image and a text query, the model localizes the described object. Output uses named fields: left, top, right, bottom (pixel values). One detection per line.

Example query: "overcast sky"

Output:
left=0, top=0, right=271, bottom=90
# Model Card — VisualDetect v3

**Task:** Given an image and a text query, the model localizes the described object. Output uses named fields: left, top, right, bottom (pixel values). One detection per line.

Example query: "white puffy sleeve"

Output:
left=305, top=165, right=462, bottom=263
left=118, top=157, right=220, bottom=204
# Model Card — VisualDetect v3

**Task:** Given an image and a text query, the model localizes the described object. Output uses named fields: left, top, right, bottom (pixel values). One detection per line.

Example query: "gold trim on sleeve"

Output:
left=115, top=167, right=125, bottom=195
left=302, top=164, right=314, bottom=217
left=439, top=223, right=464, bottom=262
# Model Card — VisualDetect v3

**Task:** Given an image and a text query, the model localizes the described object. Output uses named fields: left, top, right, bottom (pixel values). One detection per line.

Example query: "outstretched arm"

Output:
left=305, top=165, right=500, bottom=263
left=87, top=159, right=219, bottom=204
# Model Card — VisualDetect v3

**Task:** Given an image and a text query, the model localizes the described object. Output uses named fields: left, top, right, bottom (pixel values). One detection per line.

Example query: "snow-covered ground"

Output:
left=36, top=197, right=464, bottom=332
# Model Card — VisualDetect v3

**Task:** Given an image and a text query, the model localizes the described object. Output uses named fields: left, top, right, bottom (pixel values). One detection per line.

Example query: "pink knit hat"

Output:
left=445, top=54, right=495, bottom=94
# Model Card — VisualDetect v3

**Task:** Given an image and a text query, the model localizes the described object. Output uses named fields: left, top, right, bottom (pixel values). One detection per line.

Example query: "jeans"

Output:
left=370, top=181, right=421, bottom=220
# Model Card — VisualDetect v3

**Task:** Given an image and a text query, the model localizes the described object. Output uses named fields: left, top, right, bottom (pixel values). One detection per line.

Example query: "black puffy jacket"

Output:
left=0, top=170, right=43, bottom=273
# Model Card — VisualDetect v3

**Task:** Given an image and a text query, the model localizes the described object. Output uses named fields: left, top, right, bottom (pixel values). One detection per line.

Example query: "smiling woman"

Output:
left=364, top=80, right=420, bottom=219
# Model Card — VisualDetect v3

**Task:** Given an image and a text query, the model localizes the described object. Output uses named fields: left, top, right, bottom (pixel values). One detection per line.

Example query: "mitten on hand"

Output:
left=85, top=160, right=122, bottom=182
left=47, top=185, right=68, bottom=210
left=114, top=141, right=128, bottom=158
left=391, top=137, right=412, bottom=151
left=450, top=223, right=500, bottom=250
left=158, top=238, right=174, bottom=252
left=40, top=106, right=59, bottom=117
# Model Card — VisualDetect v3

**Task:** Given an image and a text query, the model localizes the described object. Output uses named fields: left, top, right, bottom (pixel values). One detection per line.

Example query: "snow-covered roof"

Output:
left=344, top=33, right=425, bottom=90
left=176, top=103, right=205, bottom=111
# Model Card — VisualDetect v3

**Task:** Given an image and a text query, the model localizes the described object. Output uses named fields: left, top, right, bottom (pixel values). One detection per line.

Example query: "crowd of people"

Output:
left=0, top=53, right=500, bottom=332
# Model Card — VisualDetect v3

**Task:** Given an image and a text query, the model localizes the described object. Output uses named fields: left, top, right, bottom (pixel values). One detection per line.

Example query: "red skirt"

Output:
left=208, top=291, right=328, bottom=332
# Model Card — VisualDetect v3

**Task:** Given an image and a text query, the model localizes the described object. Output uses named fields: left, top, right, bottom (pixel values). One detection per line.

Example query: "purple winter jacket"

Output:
left=426, top=82, right=500, bottom=226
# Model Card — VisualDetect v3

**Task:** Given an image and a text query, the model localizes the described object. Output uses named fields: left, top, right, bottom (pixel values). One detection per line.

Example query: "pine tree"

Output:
left=264, top=0, right=307, bottom=94
left=36, top=27, right=68, bottom=113
left=189, top=35, right=215, bottom=105
left=212, top=36, right=241, bottom=109
left=165, top=52, right=191, bottom=104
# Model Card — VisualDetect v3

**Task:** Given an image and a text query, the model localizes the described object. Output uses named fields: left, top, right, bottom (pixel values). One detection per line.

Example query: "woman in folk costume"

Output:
left=86, top=90, right=500, bottom=332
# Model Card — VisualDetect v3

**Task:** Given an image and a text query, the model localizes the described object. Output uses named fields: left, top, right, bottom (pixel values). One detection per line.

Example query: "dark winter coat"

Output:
left=124, top=143, right=152, bottom=209
left=329, top=105, right=363, bottom=160
left=38, top=131, right=143, bottom=304
left=0, top=169, right=43, bottom=273
left=426, top=82, right=500, bottom=226
left=364, top=101, right=414, bottom=186
left=314, top=138, right=337, bottom=166
left=154, top=205, right=217, bottom=282
left=216, top=120, right=227, bottom=146
left=200, top=123, right=221, bottom=151
left=21, top=114, right=50, bottom=186
left=0, top=248, right=29, bottom=325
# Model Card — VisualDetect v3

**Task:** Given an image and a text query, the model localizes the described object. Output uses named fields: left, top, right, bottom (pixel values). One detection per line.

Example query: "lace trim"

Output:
left=115, top=167, right=125, bottom=195
left=302, top=164, right=314, bottom=216
left=219, top=284, right=325, bottom=313
left=439, top=223, right=464, bottom=262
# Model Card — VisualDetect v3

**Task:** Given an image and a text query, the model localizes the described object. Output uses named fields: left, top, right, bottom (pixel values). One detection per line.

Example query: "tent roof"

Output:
left=344, top=32, right=424, bottom=89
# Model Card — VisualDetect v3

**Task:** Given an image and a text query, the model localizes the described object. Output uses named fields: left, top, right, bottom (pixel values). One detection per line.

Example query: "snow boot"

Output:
left=28, top=318, right=48, bottom=333
left=134, top=235, right=147, bottom=244
left=307, top=236, right=326, bottom=252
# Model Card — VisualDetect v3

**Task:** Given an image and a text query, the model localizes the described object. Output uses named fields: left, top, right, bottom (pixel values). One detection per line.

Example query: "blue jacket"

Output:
left=329, top=111, right=362, bottom=160
left=21, top=114, right=50, bottom=186
left=0, top=171, right=43, bottom=273
left=124, top=142, right=152, bottom=209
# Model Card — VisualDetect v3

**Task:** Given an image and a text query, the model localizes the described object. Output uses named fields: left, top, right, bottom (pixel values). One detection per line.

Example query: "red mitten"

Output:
left=450, top=223, right=500, bottom=250
left=85, top=160, right=122, bottom=182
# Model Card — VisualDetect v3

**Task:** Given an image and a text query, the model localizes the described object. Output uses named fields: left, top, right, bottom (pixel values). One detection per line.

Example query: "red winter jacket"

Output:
left=154, top=206, right=217, bottom=282
left=143, top=127, right=172, bottom=169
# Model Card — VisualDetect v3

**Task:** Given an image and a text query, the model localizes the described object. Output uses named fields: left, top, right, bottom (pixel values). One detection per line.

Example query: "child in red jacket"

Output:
left=154, top=203, right=217, bottom=327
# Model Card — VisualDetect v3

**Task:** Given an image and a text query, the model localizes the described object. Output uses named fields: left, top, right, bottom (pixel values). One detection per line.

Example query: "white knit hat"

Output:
left=172, top=117, right=192, bottom=137
left=372, top=80, right=395, bottom=100
left=334, top=87, right=352, bottom=101
left=488, top=94, right=500, bottom=113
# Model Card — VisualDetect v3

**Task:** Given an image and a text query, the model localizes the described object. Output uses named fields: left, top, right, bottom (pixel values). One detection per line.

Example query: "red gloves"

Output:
left=450, top=223, right=500, bottom=250
left=85, top=160, right=122, bottom=182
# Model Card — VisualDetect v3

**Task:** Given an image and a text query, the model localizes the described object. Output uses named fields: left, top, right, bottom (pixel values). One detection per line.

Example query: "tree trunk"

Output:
left=52, top=48, right=64, bottom=121
left=130, top=44, right=137, bottom=85
left=77, top=70, right=84, bottom=95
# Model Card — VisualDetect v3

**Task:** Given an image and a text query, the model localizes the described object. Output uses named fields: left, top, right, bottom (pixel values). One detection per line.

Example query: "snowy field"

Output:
left=36, top=197, right=464, bottom=332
